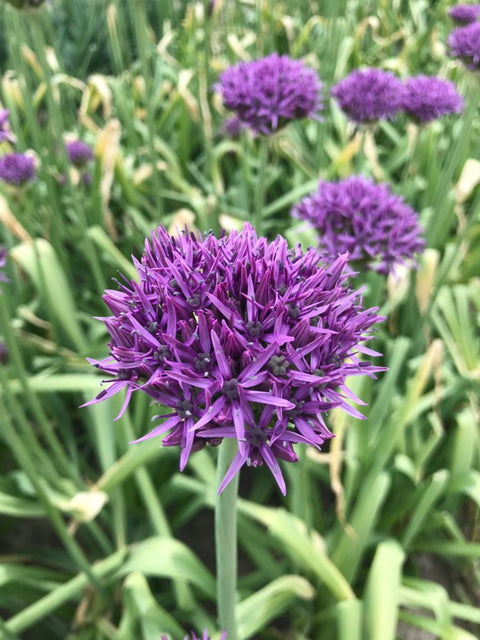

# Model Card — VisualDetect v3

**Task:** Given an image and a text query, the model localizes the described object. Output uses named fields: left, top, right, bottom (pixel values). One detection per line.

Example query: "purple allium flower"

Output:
left=0, top=246, right=8, bottom=286
left=0, top=110, right=15, bottom=144
left=0, top=342, right=8, bottom=365
left=331, top=69, right=404, bottom=124
left=222, top=116, right=243, bottom=139
left=448, top=22, right=480, bottom=68
left=218, top=53, right=323, bottom=135
left=66, top=140, right=94, bottom=167
left=449, top=4, right=480, bottom=25
left=0, top=153, right=35, bottom=185
left=84, top=224, right=384, bottom=494
left=292, top=176, right=425, bottom=275
left=401, top=76, right=463, bottom=122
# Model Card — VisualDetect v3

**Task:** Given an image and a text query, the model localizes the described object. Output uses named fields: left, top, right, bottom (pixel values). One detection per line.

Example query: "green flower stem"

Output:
left=5, top=548, right=126, bottom=635
left=254, top=139, right=269, bottom=235
left=215, top=439, right=240, bottom=640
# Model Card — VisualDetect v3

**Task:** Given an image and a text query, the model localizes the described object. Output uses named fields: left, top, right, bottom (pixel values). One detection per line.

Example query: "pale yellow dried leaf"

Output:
left=21, top=44, right=42, bottom=78
left=416, top=248, right=440, bottom=315
left=178, top=69, right=199, bottom=121
left=219, top=214, right=244, bottom=232
left=456, top=158, right=480, bottom=204
left=0, top=194, right=32, bottom=243
left=2, top=72, right=24, bottom=108
left=168, top=209, right=196, bottom=235
left=227, top=33, right=255, bottom=60
left=387, top=264, right=411, bottom=307
left=64, top=490, right=109, bottom=522
left=96, top=119, right=121, bottom=238
left=45, top=47, right=60, bottom=72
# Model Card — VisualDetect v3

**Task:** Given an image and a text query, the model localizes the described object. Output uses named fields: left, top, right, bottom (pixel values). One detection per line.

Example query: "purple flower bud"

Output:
left=448, top=22, right=480, bottom=69
left=218, top=53, right=323, bottom=135
left=0, top=246, right=8, bottom=287
left=292, top=176, right=425, bottom=275
left=449, top=4, right=480, bottom=25
left=401, top=75, right=463, bottom=122
left=66, top=140, right=94, bottom=167
left=0, top=110, right=15, bottom=144
left=0, top=153, right=35, bottom=185
left=84, top=224, right=384, bottom=495
left=331, top=68, right=404, bottom=124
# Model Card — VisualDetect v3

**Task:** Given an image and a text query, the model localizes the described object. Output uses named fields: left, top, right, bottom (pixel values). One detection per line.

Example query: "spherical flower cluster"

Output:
left=0, top=110, right=15, bottom=144
left=448, top=22, right=480, bottom=69
left=218, top=53, right=323, bottom=135
left=292, top=176, right=425, bottom=275
left=0, top=246, right=8, bottom=286
left=85, top=224, right=384, bottom=494
left=448, top=4, right=480, bottom=25
left=66, top=140, right=94, bottom=167
left=162, top=631, right=226, bottom=640
left=331, top=69, right=404, bottom=124
left=0, top=153, right=35, bottom=185
left=401, top=76, right=464, bottom=122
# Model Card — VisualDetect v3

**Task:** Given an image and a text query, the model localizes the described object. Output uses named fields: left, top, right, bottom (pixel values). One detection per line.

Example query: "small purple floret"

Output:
left=292, top=176, right=425, bottom=275
left=218, top=53, right=323, bottom=134
left=401, top=76, right=463, bottom=122
left=448, top=22, right=480, bottom=69
left=0, top=110, right=15, bottom=144
left=331, top=68, right=404, bottom=124
left=84, top=224, right=384, bottom=494
left=0, top=246, right=8, bottom=286
left=449, top=4, right=480, bottom=25
left=222, top=116, right=243, bottom=139
left=66, top=140, right=94, bottom=167
left=0, top=153, right=35, bottom=185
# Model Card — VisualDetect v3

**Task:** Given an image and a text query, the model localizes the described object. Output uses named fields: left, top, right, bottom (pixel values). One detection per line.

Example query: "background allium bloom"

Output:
left=401, top=76, right=463, bottom=122
left=331, top=68, right=404, bottom=124
left=448, top=22, right=480, bottom=68
left=66, top=140, right=94, bottom=167
left=0, top=110, right=15, bottom=144
left=0, top=246, right=8, bottom=286
left=0, top=153, right=35, bottom=185
left=449, top=4, right=480, bottom=24
left=292, top=176, right=425, bottom=275
left=85, top=224, right=384, bottom=494
left=222, top=115, right=243, bottom=139
left=218, top=53, right=322, bottom=134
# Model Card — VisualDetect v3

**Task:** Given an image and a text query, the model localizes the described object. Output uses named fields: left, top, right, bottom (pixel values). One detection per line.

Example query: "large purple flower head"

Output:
left=448, top=22, right=480, bottom=68
left=218, top=53, right=323, bottom=135
left=66, top=140, right=94, bottom=167
left=292, top=176, right=425, bottom=275
left=0, top=110, right=15, bottom=144
left=449, top=5, right=480, bottom=25
left=84, top=224, right=384, bottom=494
left=0, top=153, right=35, bottom=185
left=331, top=68, right=404, bottom=124
left=401, top=76, right=464, bottom=123
left=0, top=246, right=8, bottom=286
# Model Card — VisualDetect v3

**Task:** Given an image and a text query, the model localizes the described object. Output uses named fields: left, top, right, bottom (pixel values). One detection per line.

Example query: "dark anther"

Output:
left=268, top=355, right=289, bottom=377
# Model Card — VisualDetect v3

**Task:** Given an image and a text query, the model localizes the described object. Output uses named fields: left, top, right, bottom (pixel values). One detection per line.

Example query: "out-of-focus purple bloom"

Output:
left=0, top=342, right=8, bottom=365
left=448, top=22, right=480, bottom=68
left=292, top=176, right=425, bottom=275
left=0, top=110, right=15, bottom=144
left=0, top=246, right=8, bottom=286
left=331, top=68, right=404, bottom=124
left=81, top=172, right=92, bottom=186
left=66, top=140, right=94, bottom=167
left=0, top=153, right=35, bottom=185
left=218, top=53, right=323, bottom=135
left=84, top=224, right=384, bottom=495
left=222, top=116, right=243, bottom=139
left=449, top=4, right=480, bottom=24
left=401, top=75, right=463, bottom=122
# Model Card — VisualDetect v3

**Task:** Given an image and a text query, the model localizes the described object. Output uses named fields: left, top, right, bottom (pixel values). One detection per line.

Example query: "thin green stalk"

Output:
left=5, top=549, right=126, bottom=635
left=0, top=382, right=108, bottom=601
left=215, top=439, right=240, bottom=640
left=254, top=139, right=269, bottom=235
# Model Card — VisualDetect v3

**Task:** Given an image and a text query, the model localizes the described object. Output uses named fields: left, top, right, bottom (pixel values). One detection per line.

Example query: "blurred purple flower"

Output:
left=449, top=4, right=480, bottom=24
left=0, top=246, right=8, bottom=286
left=222, top=116, right=243, bottom=139
left=0, top=153, right=35, bottom=185
left=84, top=224, right=384, bottom=495
left=292, top=176, right=425, bottom=275
left=66, top=140, right=94, bottom=167
left=0, top=342, right=8, bottom=365
left=0, top=110, right=15, bottom=144
left=331, top=68, right=404, bottom=124
left=401, top=76, right=463, bottom=122
left=448, top=22, right=480, bottom=68
left=218, top=53, right=323, bottom=134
